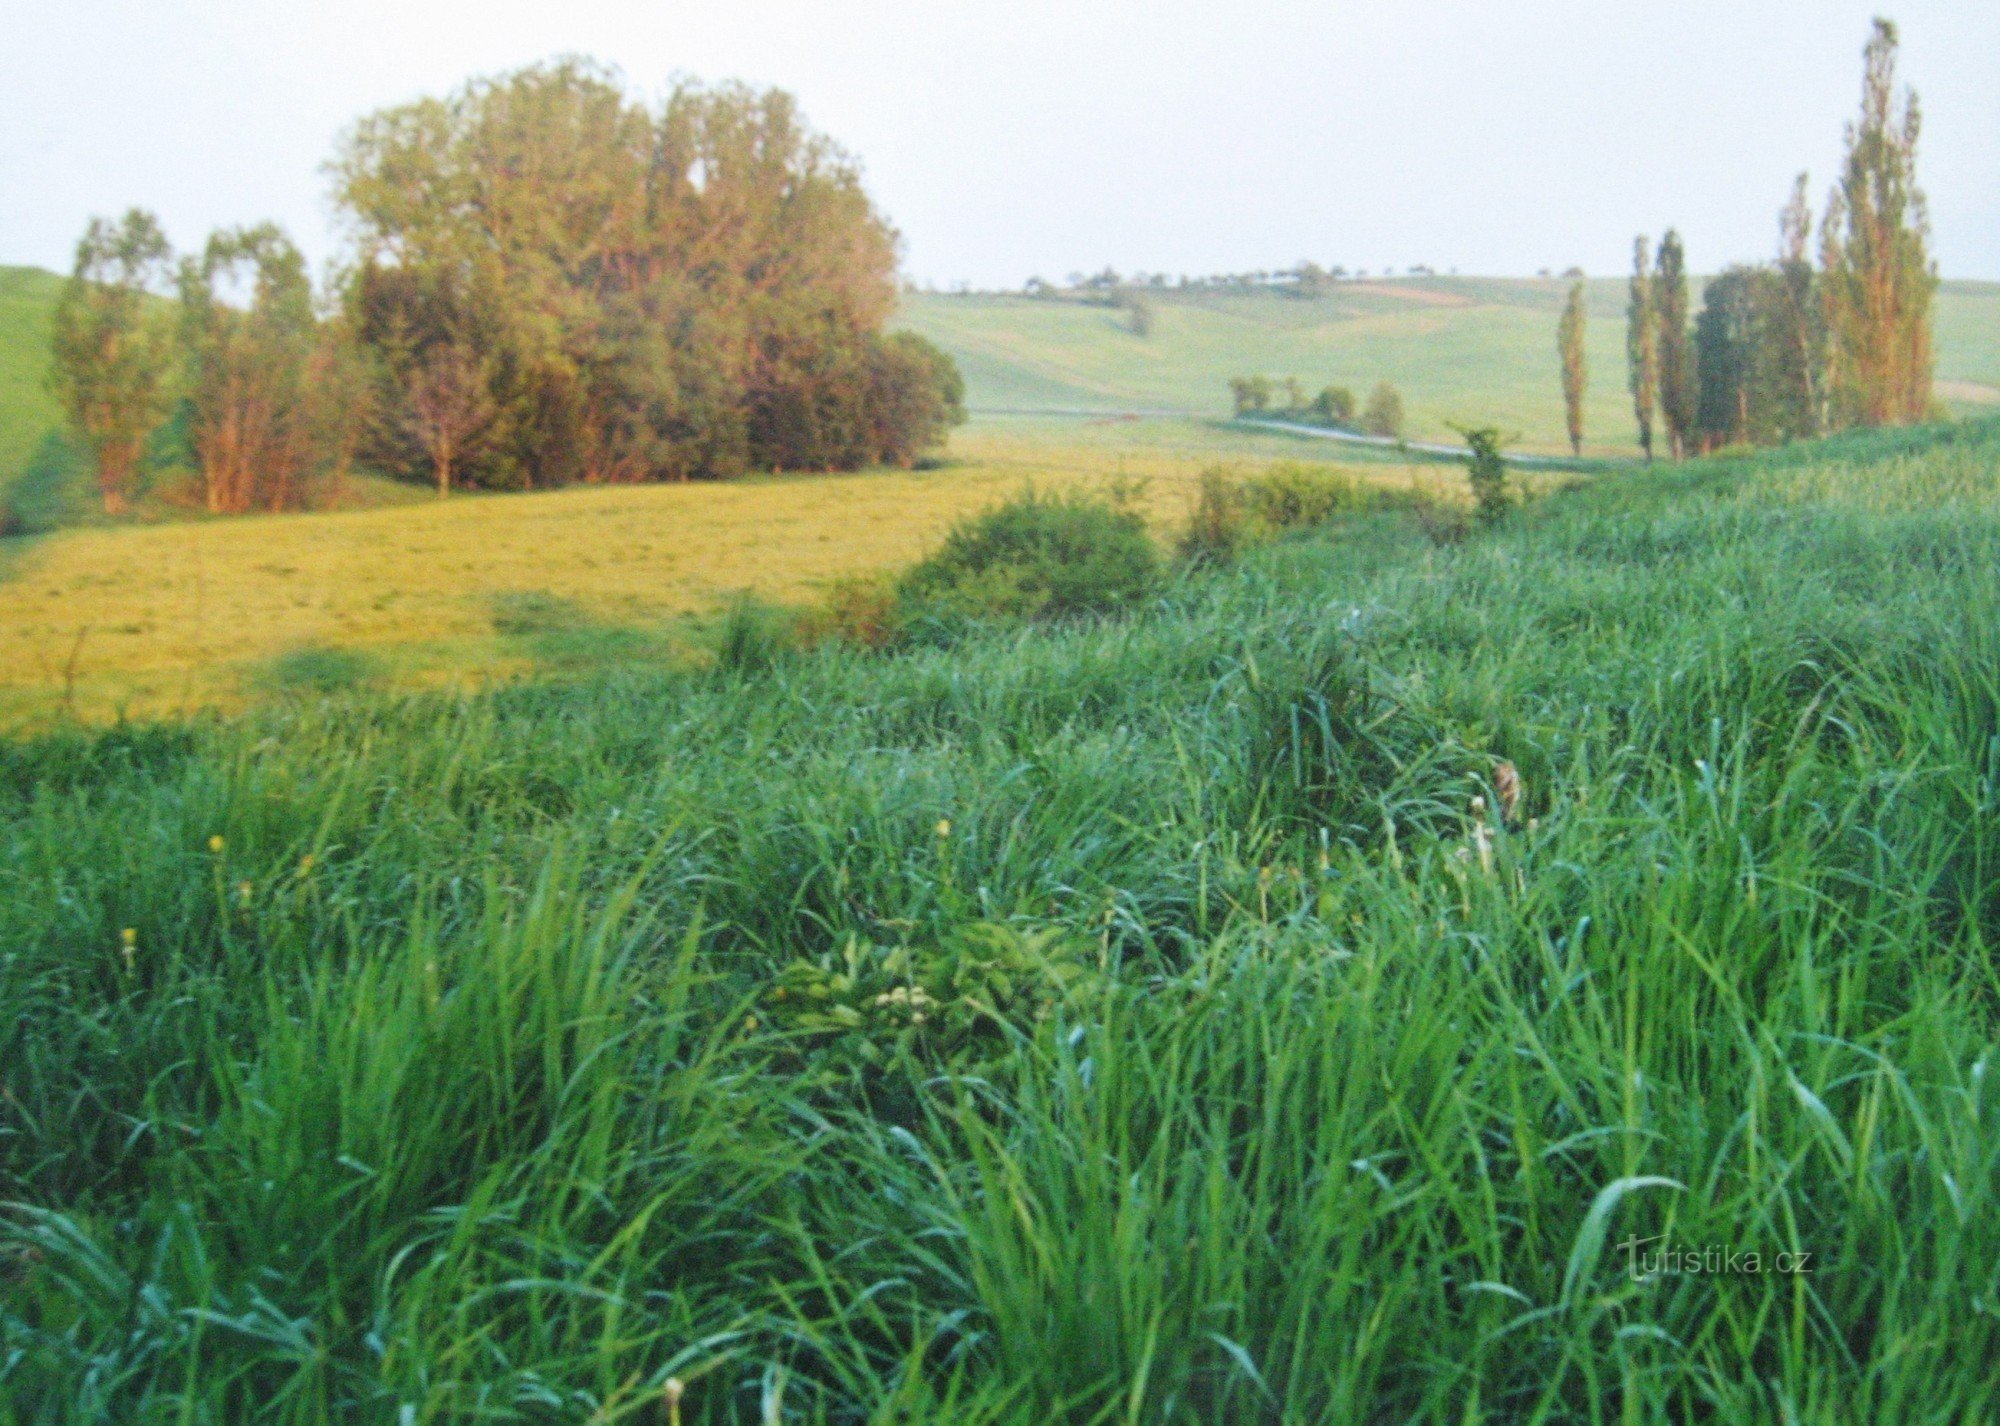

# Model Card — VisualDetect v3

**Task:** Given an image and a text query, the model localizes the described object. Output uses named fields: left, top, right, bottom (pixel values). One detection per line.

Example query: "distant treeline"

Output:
left=47, top=62, right=966, bottom=517
left=1567, top=20, right=1938, bottom=460
left=1226, top=377, right=1407, bottom=442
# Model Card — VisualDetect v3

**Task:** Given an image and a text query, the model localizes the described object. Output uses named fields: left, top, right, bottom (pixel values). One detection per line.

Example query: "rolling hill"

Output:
left=898, top=277, right=2000, bottom=455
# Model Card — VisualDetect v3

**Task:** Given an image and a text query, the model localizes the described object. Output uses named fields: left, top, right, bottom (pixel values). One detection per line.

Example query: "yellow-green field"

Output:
left=0, top=418, right=1456, bottom=722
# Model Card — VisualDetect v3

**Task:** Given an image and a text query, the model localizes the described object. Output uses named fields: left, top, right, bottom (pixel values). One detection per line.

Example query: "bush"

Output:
left=1179, top=464, right=1409, bottom=564
left=1312, top=386, right=1356, bottom=425
left=1458, top=426, right=1510, bottom=525
left=899, top=489, right=1159, bottom=623
left=1363, top=381, right=1406, bottom=440
left=798, top=573, right=906, bottom=651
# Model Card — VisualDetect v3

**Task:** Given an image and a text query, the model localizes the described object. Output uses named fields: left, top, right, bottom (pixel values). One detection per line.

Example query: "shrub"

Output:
left=1312, top=385, right=1356, bottom=425
left=798, top=573, right=906, bottom=651
left=1458, top=426, right=1510, bottom=525
left=1179, top=464, right=1409, bottom=565
left=1178, top=469, right=1251, bottom=566
left=1363, top=381, right=1406, bottom=440
left=899, top=489, right=1159, bottom=623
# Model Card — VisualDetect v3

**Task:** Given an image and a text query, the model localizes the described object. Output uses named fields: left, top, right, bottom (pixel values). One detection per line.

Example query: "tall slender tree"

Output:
left=1770, top=175, right=1826, bottom=438
left=1820, top=18, right=1935, bottom=427
left=1625, top=236, right=1658, bottom=462
left=48, top=211, right=176, bottom=514
left=1655, top=230, right=1697, bottom=459
left=1557, top=279, right=1589, bottom=456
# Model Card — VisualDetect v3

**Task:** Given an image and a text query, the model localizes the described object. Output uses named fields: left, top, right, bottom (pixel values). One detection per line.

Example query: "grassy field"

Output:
left=0, top=266, right=65, bottom=496
left=898, top=278, right=2000, bottom=454
left=0, top=418, right=1469, bottom=723
left=3, top=415, right=1997, bottom=1420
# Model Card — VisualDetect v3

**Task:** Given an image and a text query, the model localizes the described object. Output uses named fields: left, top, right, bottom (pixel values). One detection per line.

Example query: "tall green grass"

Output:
left=3, top=418, right=1998, bottom=1421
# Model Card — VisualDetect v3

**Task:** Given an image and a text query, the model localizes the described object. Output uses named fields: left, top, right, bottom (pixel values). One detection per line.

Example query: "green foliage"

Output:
left=1458, top=425, right=1511, bottom=523
left=4, top=421, right=2000, bottom=1416
left=1228, top=374, right=1272, bottom=415
left=898, top=488, right=1160, bottom=622
left=1179, top=462, right=1412, bottom=565
left=1361, top=379, right=1405, bottom=439
left=48, top=210, right=176, bottom=514
left=1312, top=384, right=1356, bottom=425
left=797, top=572, right=907, bottom=651
left=177, top=224, right=326, bottom=513
left=335, top=62, right=958, bottom=489
left=762, top=922, right=1096, bottom=1081
left=1821, top=18, right=1937, bottom=427
left=1557, top=279, right=1588, bottom=455
left=1655, top=230, right=1697, bottom=459
left=1628, top=235, right=1659, bottom=460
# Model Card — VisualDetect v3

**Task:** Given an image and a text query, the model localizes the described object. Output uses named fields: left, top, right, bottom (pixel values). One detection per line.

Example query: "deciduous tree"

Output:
left=1557, top=279, right=1588, bottom=456
left=49, top=210, right=176, bottom=514
left=1626, top=237, right=1659, bottom=462
left=178, top=225, right=319, bottom=514
left=1820, top=18, right=1935, bottom=427
left=404, top=343, right=497, bottom=497
left=1655, top=230, right=1697, bottom=460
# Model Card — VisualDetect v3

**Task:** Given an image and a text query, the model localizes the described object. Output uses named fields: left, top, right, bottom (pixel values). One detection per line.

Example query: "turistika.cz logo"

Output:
left=1617, top=1234, right=1816, bottom=1280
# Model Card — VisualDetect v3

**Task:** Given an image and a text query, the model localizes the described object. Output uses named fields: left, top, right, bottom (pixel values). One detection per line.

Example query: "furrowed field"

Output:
left=4, top=417, right=1997, bottom=1421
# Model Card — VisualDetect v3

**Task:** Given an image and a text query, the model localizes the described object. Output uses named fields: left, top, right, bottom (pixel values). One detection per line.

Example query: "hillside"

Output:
left=0, top=266, right=65, bottom=502
left=898, top=277, right=2000, bottom=455
left=5, top=417, right=1998, bottom=1418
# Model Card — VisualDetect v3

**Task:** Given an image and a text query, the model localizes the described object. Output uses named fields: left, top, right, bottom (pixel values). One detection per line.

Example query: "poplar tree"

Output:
left=1771, top=175, right=1826, bottom=438
left=1626, top=237, right=1658, bottom=462
left=1557, top=279, right=1588, bottom=456
left=1820, top=18, right=1936, bottom=427
left=48, top=210, right=176, bottom=514
left=1655, top=230, right=1697, bottom=459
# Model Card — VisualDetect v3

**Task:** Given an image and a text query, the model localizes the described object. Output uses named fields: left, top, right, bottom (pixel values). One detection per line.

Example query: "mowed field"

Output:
left=897, top=278, right=2000, bottom=454
left=0, top=418, right=1458, bottom=722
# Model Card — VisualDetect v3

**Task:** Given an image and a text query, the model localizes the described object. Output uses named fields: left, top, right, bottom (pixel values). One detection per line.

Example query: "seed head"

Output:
left=1494, top=761, right=1523, bottom=824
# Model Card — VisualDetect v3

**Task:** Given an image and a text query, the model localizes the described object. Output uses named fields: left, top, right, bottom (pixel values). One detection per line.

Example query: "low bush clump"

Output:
left=897, top=488, right=1159, bottom=623
left=1179, top=463, right=1410, bottom=564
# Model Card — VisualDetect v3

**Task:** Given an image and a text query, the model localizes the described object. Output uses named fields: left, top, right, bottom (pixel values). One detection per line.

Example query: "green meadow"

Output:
left=5, top=416, right=1998, bottom=1420
left=898, top=278, right=2000, bottom=454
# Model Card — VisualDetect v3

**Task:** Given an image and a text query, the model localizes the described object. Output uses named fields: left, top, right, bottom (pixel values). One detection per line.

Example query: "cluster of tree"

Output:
left=50, top=215, right=367, bottom=515
left=1612, top=21, right=1935, bottom=461
left=1228, top=376, right=1406, bottom=439
left=49, top=63, right=965, bottom=515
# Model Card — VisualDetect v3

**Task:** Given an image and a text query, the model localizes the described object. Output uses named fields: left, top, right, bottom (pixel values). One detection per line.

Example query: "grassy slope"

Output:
left=3, top=417, right=1998, bottom=1420
left=0, top=424, right=1463, bottom=722
left=0, top=266, right=64, bottom=492
left=898, top=278, right=2000, bottom=454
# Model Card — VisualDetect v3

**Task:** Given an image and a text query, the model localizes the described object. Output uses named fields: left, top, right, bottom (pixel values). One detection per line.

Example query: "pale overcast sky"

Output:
left=3, top=1, right=1995, bottom=286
